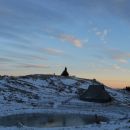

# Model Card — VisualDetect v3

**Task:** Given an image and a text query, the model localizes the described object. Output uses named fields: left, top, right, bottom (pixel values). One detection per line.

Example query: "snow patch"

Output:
left=61, top=79, right=77, bottom=85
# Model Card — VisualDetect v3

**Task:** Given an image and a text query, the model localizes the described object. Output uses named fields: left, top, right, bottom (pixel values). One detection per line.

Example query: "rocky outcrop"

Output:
left=79, top=85, right=112, bottom=103
left=126, top=86, right=130, bottom=91
left=61, top=67, right=69, bottom=77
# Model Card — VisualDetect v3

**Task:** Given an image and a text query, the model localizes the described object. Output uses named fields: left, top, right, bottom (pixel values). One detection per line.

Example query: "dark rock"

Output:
left=126, top=86, right=130, bottom=91
left=61, top=67, right=69, bottom=77
left=79, top=85, right=112, bottom=103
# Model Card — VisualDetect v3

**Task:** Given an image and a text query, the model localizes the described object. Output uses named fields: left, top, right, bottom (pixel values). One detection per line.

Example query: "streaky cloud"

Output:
left=0, top=57, right=14, bottom=63
left=104, top=47, right=130, bottom=63
left=57, top=34, right=83, bottom=48
left=19, top=64, right=50, bottom=69
left=42, top=48, right=64, bottom=55
left=44, top=28, right=83, bottom=48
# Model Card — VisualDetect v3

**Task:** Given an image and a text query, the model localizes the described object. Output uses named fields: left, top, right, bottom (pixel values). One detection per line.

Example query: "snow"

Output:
left=79, top=83, right=90, bottom=90
left=20, top=78, right=49, bottom=87
left=0, top=74, right=130, bottom=130
left=0, top=121, right=130, bottom=130
left=60, top=78, right=77, bottom=85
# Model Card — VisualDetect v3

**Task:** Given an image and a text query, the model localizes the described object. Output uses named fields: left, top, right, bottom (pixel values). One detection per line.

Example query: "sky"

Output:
left=0, top=0, right=130, bottom=88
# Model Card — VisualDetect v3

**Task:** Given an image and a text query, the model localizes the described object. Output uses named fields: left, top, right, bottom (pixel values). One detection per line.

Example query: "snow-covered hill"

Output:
left=0, top=74, right=130, bottom=130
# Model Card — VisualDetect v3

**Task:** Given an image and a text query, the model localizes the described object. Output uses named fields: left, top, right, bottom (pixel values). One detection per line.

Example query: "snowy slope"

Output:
left=0, top=74, right=130, bottom=130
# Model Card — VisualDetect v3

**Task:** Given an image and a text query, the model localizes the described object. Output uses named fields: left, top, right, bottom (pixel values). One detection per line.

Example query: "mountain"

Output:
left=0, top=74, right=130, bottom=130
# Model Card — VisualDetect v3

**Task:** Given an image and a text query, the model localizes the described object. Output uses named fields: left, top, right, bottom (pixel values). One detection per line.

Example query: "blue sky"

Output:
left=0, top=0, right=130, bottom=88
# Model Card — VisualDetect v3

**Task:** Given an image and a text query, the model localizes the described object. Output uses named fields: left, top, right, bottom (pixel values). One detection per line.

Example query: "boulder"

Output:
left=126, top=86, right=130, bottom=91
left=61, top=67, right=69, bottom=77
left=79, top=85, right=112, bottom=103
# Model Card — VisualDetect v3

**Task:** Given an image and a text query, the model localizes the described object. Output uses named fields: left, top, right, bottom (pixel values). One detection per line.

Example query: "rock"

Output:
left=126, top=86, right=130, bottom=91
left=61, top=67, right=69, bottom=77
left=79, top=85, right=112, bottom=103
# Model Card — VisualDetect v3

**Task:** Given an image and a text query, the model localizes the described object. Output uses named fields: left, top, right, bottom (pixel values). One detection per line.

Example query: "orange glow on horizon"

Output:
left=101, top=79, right=129, bottom=89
